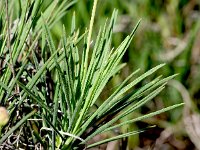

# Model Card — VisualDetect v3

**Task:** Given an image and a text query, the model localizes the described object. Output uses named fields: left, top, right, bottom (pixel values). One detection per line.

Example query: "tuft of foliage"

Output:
left=0, top=0, right=183, bottom=149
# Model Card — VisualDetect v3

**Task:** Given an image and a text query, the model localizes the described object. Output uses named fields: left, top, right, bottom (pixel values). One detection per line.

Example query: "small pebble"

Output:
left=0, top=107, right=9, bottom=126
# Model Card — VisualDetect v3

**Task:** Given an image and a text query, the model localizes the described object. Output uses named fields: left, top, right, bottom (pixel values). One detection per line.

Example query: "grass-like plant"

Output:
left=0, top=0, right=183, bottom=149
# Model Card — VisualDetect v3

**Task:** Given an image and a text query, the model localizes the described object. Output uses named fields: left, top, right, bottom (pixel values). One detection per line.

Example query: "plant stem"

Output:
left=83, top=0, right=98, bottom=79
left=73, top=0, right=98, bottom=135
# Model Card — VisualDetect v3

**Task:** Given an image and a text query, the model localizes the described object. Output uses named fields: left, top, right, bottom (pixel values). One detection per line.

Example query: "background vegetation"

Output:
left=0, top=0, right=200, bottom=149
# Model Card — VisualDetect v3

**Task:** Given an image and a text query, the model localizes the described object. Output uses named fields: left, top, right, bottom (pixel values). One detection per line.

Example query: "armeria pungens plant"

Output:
left=0, top=0, right=183, bottom=149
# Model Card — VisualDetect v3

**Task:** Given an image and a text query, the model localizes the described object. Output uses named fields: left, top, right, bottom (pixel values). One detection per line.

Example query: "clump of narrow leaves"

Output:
left=0, top=0, right=183, bottom=149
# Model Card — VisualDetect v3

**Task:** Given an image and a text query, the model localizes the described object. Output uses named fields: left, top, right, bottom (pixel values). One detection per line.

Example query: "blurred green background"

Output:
left=11, top=0, right=200, bottom=149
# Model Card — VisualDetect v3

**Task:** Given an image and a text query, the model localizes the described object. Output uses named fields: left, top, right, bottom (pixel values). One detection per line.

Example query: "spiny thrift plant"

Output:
left=0, top=0, right=183, bottom=149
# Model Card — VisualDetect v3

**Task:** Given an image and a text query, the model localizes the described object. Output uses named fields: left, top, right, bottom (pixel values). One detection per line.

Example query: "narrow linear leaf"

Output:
left=87, top=125, right=155, bottom=148
left=103, top=103, right=184, bottom=133
left=17, top=80, right=52, bottom=113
